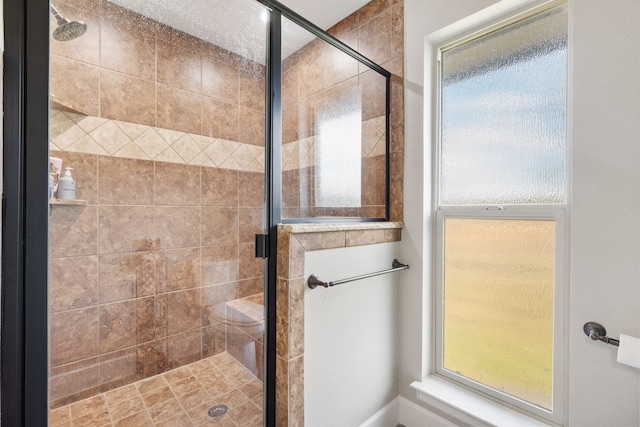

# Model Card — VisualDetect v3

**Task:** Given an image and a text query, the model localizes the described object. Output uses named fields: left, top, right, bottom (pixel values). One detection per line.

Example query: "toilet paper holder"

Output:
left=583, top=321, right=619, bottom=347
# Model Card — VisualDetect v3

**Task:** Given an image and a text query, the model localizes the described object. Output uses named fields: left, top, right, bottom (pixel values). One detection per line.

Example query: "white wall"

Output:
left=304, top=243, right=400, bottom=427
left=569, top=1, right=640, bottom=425
left=399, top=0, right=640, bottom=425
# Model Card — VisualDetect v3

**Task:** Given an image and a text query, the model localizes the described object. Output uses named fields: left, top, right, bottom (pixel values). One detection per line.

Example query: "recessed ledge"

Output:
left=278, top=221, right=404, bottom=234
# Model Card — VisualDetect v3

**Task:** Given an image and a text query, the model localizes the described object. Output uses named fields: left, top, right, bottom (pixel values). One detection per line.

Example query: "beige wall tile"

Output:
left=345, top=229, right=386, bottom=246
left=294, top=232, right=346, bottom=251
left=237, top=107, right=265, bottom=147
left=357, top=0, right=392, bottom=24
left=201, top=97, right=239, bottom=141
left=288, top=277, right=304, bottom=359
left=202, top=323, right=226, bottom=358
left=101, top=18, right=156, bottom=81
left=202, top=44, right=239, bottom=104
left=154, top=206, right=200, bottom=249
left=391, top=2, right=405, bottom=63
left=50, top=307, right=100, bottom=365
left=99, top=300, right=137, bottom=352
left=166, top=290, right=200, bottom=335
left=98, top=156, right=154, bottom=205
left=201, top=245, right=239, bottom=286
left=238, top=171, right=264, bottom=208
left=238, top=60, right=266, bottom=111
left=49, top=357, right=100, bottom=406
left=154, top=162, right=200, bottom=205
left=157, top=248, right=200, bottom=292
left=201, top=167, right=238, bottom=206
left=98, top=206, right=155, bottom=254
left=50, top=55, right=100, bottom=116
left=239, top=242, right=262, bottom=280
left=358, top=10, right=392, bottom=65
left=157, top=84, right=202, bottom=135
left=282, top=68, right=299, bottom=107
left=50, top=256, right=99, bottom=313
left=360, top=69, right=387, bottom=121
left=101, top=70, right=156, bottom=126
left=298, top=53, right=326, bottom=100
left=157, top=28, right=203, bottom=94
left=201, top=206, right=238, bottom=246
left=361, top=155, right=386, bottom=206
left=164, top=330, right=201, bottom=369
left=201, top=281, right=237, bottom=327
left=50, top=205, right=98, bottom=258
left=100, top=347, right=140, bottom=391
left=238, top=208, right=263, bottom=244
left=325, top=34, right=360, bottom=88
left=285, top=356, right=304, bottom=426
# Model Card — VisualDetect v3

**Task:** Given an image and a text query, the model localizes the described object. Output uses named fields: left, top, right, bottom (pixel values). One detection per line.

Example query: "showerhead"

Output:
left=50, top=4, right=87, bottom=41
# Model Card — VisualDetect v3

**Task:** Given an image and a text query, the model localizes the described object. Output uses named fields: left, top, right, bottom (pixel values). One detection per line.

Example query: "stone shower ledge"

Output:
left=278, top=221, right=404, bottom=234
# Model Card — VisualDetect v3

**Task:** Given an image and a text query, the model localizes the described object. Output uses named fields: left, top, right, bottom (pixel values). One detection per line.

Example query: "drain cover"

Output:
left=208, top=404, right=229, bottom=418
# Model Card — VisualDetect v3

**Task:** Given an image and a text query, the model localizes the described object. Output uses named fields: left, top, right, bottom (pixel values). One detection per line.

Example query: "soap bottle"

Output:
left=58, top=167, right=76, bottom=200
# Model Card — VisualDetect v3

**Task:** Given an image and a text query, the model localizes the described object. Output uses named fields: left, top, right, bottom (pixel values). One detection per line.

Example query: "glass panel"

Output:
left=440, top=5, right=567, bottom=206
left=48, top=0, right=266, bottom=422
left=443, top=218, right=555, bottom=409
left=281, top=16, right=388, bottom=219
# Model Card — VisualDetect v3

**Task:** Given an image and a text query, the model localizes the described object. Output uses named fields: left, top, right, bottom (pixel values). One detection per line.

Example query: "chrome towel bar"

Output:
left=307, top=259, right=409, bottom=289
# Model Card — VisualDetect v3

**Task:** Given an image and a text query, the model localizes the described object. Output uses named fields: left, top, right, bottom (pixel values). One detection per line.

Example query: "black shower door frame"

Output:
left=1, top=0, right=391, bottom=425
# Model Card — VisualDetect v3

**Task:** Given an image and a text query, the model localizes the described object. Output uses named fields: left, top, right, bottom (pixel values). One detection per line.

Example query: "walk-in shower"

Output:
left=44, top=0, right=392, bottom=425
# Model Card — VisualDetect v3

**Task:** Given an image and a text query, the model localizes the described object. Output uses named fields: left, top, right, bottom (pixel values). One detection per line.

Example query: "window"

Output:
left=434, top=2, right=567, bottom=423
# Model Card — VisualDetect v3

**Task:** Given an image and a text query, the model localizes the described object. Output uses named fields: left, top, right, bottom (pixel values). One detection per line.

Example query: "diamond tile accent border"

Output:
left=51, top=109, right=385, bottom=173
left=50, top=109, right=265, bottom=173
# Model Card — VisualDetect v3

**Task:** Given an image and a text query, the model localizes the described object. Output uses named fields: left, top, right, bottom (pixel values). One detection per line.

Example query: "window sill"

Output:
left=410, top=376, right=557, bottom=427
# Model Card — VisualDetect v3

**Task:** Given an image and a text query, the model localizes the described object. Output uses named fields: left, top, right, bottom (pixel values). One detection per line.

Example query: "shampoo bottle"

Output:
left=58, top=167, right=76, bottom=200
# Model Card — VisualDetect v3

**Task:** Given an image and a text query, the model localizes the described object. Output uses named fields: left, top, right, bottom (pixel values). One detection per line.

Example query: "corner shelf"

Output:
left=50, top=199, right=88, bottom=206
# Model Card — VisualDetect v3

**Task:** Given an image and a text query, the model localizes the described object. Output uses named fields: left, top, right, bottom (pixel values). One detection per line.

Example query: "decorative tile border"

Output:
left=51, top=108, right=386, bottom=173
left=275, top=222, right=403, bottom=426
left=281, top=115, right=386, bottom=172
left=50, top=109, right=265, bottom=172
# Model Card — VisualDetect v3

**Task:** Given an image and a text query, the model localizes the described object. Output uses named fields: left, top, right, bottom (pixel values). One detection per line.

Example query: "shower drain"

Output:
left=208, top=404, right=229, bottom=418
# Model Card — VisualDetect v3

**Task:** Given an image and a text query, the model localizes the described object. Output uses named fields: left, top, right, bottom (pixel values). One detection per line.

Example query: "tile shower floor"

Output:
left=49, top=352, right=263, bottom=427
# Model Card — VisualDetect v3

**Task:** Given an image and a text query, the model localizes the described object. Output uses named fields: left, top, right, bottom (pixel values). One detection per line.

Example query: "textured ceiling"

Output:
left=109, top=0, right=370, bottom=62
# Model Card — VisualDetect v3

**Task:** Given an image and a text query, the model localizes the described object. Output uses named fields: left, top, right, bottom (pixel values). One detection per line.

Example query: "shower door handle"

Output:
left=255, top=234, right=269, bottom=258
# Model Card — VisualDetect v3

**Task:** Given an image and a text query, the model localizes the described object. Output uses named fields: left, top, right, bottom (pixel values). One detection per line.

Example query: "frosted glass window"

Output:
left=440, top=5, right=567, bottom=206
left=443, top=218, right=555, bottom=410
left=316, top=85, right=362, bottom=208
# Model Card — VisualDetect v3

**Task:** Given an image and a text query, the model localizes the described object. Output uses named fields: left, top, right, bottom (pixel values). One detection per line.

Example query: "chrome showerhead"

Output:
left=50, top=4, right=87, bottom=41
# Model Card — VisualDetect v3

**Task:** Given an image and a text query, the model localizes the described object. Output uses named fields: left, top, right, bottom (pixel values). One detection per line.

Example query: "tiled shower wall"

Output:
left=48, top=0, right=268, bottom=407
left=281, top=0, right=404, bottom=220
left=49, top=150, right=265, bottom=408
left=50, top=0, right=265, bottom=143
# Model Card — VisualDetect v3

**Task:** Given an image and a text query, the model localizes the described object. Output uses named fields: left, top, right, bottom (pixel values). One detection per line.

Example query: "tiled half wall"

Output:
left=275, top=222, right=403, bottom=426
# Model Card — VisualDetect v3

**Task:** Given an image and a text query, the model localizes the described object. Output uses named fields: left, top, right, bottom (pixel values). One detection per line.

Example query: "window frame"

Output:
left=434, top=208, right=566, bottom=424
left=430, top=1, right=569, bottom=424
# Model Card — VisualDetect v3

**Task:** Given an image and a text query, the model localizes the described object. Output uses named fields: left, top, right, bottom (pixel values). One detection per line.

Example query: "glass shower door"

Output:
left=48, top=0, right=268, bottom=425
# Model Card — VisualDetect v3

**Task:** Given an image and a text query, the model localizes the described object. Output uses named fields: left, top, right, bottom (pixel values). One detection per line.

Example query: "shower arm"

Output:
left=50, top=4, right=67, bottom=24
